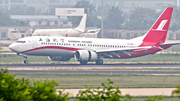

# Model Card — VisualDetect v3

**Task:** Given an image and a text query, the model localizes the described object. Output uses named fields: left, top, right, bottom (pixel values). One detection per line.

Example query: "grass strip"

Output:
left=14, top=74, right=180, bottom=89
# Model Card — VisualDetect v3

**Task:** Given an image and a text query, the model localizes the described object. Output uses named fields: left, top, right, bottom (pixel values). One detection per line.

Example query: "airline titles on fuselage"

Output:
left=38, top=37, right=136, bottom=49
left=39, top=38, right=92, bottom=44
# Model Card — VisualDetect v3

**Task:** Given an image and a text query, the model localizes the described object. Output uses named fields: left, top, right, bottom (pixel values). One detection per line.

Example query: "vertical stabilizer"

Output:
left=75, top=14, right=87, bottom=32
left=139, top=7, right=173, bottom=47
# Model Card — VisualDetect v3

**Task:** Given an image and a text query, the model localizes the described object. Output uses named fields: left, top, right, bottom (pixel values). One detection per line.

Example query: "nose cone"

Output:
left=9, top=43, right=18, bottom=52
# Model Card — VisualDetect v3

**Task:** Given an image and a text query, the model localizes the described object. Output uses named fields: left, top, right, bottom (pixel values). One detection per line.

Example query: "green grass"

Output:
left=14, top=74, right=180, bottom=89
left=103, top=54, right=180, bottom=63
left=13, top=73, right=180, bottom=100
left=0, top=51, right=15, bottom=53
left=89, top=67, right=180, bottom=71
left=0, top=54, right=58, bottom=64
left=0, top=43, right=10, bottom=47
left=166, top=45, right=180, bottom=51
left=1, top=53, right=180, bottom=64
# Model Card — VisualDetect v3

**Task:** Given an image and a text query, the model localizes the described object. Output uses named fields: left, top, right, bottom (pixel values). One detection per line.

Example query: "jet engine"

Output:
left=74, top=50, right=98, bottom=62
left=48, top=56, right=71, bottom=61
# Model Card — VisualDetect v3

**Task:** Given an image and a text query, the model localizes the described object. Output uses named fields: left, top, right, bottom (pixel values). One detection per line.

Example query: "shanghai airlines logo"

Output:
left=156, top=20, right=168, bottom=30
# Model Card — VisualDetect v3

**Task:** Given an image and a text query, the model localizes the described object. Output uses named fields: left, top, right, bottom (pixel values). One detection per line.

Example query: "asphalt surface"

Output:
left=1, top=64, right=180, bottom=68
left=4, top=69, right=180, bottom=74
left=1, top=64, right=180, bottom=74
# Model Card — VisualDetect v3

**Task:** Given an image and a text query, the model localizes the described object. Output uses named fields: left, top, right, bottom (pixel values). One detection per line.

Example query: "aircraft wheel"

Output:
left=24, top=60, right=28, bottom=64
left=96, top=59, right=103, bottom=65
left=80, top=61, right=88, bottom=65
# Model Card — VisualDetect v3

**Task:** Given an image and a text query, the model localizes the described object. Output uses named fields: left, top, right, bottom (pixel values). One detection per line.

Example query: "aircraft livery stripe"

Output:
left=21, top=46, right=81, bottom=53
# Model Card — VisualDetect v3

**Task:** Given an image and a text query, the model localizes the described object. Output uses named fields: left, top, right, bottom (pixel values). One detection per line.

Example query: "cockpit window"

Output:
left=16, top=41, right=26, bottom=43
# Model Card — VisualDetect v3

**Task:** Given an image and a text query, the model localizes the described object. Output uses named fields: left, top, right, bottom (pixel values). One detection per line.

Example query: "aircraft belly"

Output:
left=24, top=49, right=74, bottom=57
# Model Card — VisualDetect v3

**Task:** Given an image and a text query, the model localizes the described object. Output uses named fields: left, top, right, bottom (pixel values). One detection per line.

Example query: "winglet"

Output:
left=75, top=14, right=87, bottom=32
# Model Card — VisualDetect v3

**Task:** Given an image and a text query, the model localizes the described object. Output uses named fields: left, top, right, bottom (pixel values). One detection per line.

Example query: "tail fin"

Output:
left=75, top=14, right=87, bottom=32
left=139, top=7, right=173, bottom=47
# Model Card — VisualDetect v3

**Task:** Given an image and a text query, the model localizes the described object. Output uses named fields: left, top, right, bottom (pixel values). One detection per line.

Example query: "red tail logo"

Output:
left=139, top=7, right=173, bottom=47
left=156, top=20, right=168, bottom=30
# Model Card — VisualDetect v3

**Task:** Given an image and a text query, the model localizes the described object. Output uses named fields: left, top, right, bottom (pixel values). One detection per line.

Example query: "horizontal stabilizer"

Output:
left=160, top=43, right=180, bottom=47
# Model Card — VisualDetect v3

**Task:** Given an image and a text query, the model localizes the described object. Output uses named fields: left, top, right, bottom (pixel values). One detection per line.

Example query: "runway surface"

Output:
left=4, top=69, right=180, bottom=74
left=1, top=64, right=180, bottom=68
left=1, top=64, right=180, bottom=74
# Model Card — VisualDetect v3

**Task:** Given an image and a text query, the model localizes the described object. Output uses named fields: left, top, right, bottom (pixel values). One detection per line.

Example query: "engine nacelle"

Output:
left=48, top=56, right=71, bottom=61
left=74, top=50, right=98, bottom=62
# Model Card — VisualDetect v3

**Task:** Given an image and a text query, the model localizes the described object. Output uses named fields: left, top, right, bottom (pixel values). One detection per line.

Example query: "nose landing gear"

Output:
left=17, top=53, right=28, bottom=64
left=23, top=56, right=28, bottom=64
left=24, top=60, right=28, bottom=64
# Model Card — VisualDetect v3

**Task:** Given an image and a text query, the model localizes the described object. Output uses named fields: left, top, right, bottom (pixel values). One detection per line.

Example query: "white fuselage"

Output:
left=32, top=28, right=100, bottom=38
left=32, top=29, right=83, bottom=37
left=9, top=36, right=142, bottom=57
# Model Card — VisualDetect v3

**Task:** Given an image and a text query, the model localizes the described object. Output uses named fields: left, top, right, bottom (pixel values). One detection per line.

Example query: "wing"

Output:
left=96, top=46, right=154, bottom=58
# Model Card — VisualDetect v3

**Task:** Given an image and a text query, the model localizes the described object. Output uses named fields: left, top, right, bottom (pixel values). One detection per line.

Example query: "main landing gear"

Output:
left=96, top=59, right=103, bottom=65
left=79, top=59, right=103, bottom=65
left=80, top=61, right=88, bottom=65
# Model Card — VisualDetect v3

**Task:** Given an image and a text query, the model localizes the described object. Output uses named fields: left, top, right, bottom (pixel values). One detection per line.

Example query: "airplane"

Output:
left=32, top=14, right=100, bottom=37
left=9, top=7, right=178, bottom=65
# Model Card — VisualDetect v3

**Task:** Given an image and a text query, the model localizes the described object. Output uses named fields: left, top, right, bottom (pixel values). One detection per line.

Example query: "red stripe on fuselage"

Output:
left=21, top=46, right=80, bottom=53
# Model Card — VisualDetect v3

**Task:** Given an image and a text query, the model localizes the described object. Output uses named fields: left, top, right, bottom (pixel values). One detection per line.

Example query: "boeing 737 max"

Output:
left=9, top=7, right=178, bottom=65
